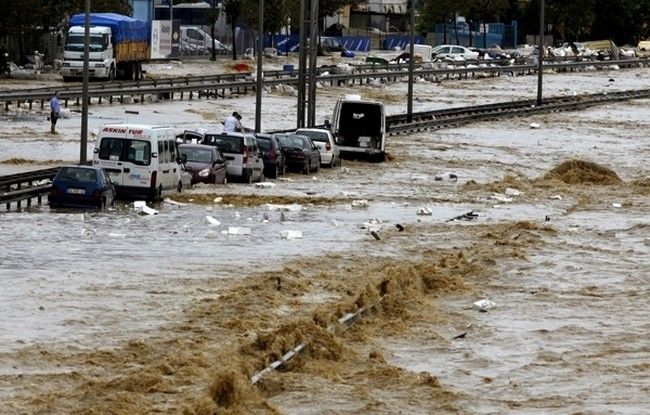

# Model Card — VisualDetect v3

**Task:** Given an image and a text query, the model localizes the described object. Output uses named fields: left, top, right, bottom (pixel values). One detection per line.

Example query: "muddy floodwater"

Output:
left=0, top=64, right=649, bottom=413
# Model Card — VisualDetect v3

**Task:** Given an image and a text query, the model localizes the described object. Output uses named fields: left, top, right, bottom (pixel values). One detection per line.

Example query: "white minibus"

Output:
left=93, top=124, right=183, bottom=201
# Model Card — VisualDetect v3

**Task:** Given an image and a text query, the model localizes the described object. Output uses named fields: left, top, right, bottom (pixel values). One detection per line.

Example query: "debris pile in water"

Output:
left=543, top=159, right=622, bottom=185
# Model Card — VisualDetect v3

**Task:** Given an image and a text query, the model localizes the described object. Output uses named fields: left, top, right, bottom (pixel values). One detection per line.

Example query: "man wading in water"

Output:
left=49, top=92, right=60, bottom=134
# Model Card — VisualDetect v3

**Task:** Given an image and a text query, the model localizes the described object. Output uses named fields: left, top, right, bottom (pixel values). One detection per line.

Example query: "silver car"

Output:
left=202, top=132, right=264, bottom=183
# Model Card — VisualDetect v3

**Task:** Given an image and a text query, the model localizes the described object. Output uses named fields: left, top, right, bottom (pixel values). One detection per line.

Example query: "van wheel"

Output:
left=155, top=186, right=163, bottom=202
left=177, top=180, right=182, bottom=193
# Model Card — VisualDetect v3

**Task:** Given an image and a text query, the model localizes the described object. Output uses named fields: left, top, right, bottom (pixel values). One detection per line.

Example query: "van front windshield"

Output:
left=99, top=137, right=151, bottom=166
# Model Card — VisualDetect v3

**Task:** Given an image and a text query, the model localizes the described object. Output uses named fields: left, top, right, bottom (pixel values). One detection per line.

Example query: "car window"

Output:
left=438, top=47, right=450, bottom=54
left=57, top=167, right=97, bottom=183
left=203, top=134, right=244, bottom=153
left=452, top=47, right=464, bottom=54
left=257, top=138, right=271, bottom=151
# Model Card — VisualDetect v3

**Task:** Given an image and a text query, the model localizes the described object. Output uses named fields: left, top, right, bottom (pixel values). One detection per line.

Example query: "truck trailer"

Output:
left=61, top=13, right=150, bottom=81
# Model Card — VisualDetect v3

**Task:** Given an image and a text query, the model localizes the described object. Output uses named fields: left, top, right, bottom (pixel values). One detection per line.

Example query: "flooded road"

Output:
left=0, top=65, right=649, bottom=413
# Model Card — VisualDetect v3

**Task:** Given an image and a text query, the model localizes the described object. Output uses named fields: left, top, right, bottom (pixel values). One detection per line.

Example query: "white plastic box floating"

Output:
left=266, top=203, right=302, bottom=212
left=206, top=216, right=221, bottom=226
left=280, top=230, right=303, bottom=240
left=255, top=182, right=276, bottom=189
left=133, top=200, right=158, bottom=215
left=505, top=188, right=522, bottom=196
left=417, top=207, right=433, bottom=216
left=225, top=226, right=251, bottom=236
left=473, top=299, right=496, bottom=312
left=351, top=199, right=369, bottom=208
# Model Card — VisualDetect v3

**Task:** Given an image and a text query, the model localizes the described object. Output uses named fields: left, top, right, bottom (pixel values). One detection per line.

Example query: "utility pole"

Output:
left=255, top=0, right=263, bottom=133
left=537, top=0, right=544, bottom=106
left=307, top=0, right=318, bottom=126
left=297, top=0, right=307, bottom=128
left=80, top=0, right=90, bottom=164
left=407, top=0, right=416, bottom=122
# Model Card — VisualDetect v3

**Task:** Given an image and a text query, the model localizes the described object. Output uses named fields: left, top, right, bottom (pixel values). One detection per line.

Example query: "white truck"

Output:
left=61, top=13, right=151, bottom=81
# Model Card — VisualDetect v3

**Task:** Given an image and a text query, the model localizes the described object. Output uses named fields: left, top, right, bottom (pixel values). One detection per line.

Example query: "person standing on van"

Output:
left=49, top=92, right=61, bottom=134
left=223, top=111, right=243, bottom=132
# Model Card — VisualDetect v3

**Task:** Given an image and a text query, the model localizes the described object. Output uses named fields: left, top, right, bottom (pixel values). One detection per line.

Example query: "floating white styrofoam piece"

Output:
left=529, top=122, right=541, bottom=129
left=139, top=205, right=158, bottom=215
left=280, top=230, right=303, bottom=239
left=133, top=200, right=147, bottom=209
left=351, top=199, right=369, bottom=208
left=206, top=216, right=221, bottom=226
left=473, top=299, right=495, bottom=311
left=505, top=188, right=522, bottom=196
left=434, top=172, right=458, bottom=182
left=226, top=226, right=251, bottom=235
left=255, top=182, right=276, bottom=189
left=266, top=203, right=302, bottom=212
left=612, top=202, right=622, bottom=208
left=214, top=197, right=223, bottom=203
left=417, top=207, right=433, bottom=216
left=164, top=198, right=187, bottom=206
left=490, top=193, right=513, bottom=203
left=550, top=194, right=563, bottom=200
left=108, top=233, right=126, bottom=238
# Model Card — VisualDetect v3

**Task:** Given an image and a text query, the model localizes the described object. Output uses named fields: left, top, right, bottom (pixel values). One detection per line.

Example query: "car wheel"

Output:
left=272, top=165, right=279, bottom=179
left=177, top=180, right=183, bottom=193
left=303, top=161, right=310, bottom=175
left=155, top=186, right=163, bottom=203
left=243, top=170, right=253, bottom=184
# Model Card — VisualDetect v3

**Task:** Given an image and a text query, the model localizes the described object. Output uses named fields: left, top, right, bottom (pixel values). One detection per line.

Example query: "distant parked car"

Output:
left=202, top=131, right=264, bottom=183
left=295, top=128, right=341, bottom=168
left=177, top=144, right=227, bottom=185
left=255, top=133, right=286, bottom=178
left=276, top=134, right=321, bottom=174
left=432, top=45, right=479, bottom=60
left=48, top=165, right=116, bottom=209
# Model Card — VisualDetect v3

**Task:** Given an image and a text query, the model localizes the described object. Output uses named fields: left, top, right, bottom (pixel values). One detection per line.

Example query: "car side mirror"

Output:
left=179, top=154, right=187, bottom=164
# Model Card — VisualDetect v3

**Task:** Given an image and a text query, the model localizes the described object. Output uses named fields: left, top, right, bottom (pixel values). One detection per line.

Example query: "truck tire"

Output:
left=109, top=65, right=115, bottom=81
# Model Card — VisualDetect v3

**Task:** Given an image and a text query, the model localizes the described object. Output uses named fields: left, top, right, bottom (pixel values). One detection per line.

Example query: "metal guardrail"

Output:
left=0, top=167, right=59, bottom=211
left=2, top=59, right=646, bottom=110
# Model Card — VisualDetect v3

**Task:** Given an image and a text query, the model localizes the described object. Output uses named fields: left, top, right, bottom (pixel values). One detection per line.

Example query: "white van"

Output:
left=93, top=124, right=183, bottom=201
left=202, top=131, right=264, bottom=183
left=331, top=95, right=386, bottom=161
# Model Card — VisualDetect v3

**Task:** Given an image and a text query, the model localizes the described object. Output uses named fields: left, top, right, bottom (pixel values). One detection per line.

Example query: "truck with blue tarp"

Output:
left=61, top=13, right=151, bottom=81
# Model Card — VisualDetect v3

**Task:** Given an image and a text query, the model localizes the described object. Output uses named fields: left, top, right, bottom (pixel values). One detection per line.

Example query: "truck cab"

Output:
left=61, top=26, right=116, bottom=81
left=331, top=95, right=386, bottom=162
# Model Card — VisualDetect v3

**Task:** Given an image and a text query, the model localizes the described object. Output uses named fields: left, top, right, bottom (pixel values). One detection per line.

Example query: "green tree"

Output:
left=224, top=0, right=242, bottom=59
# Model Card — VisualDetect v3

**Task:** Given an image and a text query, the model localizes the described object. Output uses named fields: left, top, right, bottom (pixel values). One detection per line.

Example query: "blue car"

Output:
left=48, top=165, right=116, bottom=209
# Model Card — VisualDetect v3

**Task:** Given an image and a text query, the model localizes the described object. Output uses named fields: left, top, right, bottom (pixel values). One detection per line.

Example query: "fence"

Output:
left=433, top=21, right=518, bottom=49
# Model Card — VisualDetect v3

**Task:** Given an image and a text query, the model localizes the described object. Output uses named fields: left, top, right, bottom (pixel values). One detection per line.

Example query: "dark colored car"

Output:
left=48, top=165, right=116, bottom=209
left=177, top=144, right=227, bottom=185
left=276, top=134, right=321, bottom=174
left=255, top=133, right=286, bottom=179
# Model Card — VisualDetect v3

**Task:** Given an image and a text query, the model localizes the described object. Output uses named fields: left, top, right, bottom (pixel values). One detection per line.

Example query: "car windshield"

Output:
left=98, top=137, right=151, bottom=166
left=296, top=130, right=328, bottom=143
left=57, top=167, right=97, bottom=183
left=203, top=134, right=243, bottom=153
left=179, top=147, right=212, bottom=163
left=65, top=35, right=106, bottom=52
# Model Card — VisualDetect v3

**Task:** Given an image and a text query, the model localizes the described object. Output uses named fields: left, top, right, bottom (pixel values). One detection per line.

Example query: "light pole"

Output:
left=537, top=0, right=544, bottom=106
left=407, top=0, right=416, bottom=123
left=80, top=0, right=90, bottom=164
left=255, top=0, right=263, bottom=132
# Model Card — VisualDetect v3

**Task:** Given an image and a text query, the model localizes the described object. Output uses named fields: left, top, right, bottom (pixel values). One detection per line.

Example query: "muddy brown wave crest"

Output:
left=542, top=159, right=622, bottom=185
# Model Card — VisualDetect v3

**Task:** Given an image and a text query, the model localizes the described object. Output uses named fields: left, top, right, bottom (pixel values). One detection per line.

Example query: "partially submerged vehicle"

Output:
left=331, top=95, right=386, bottom=161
